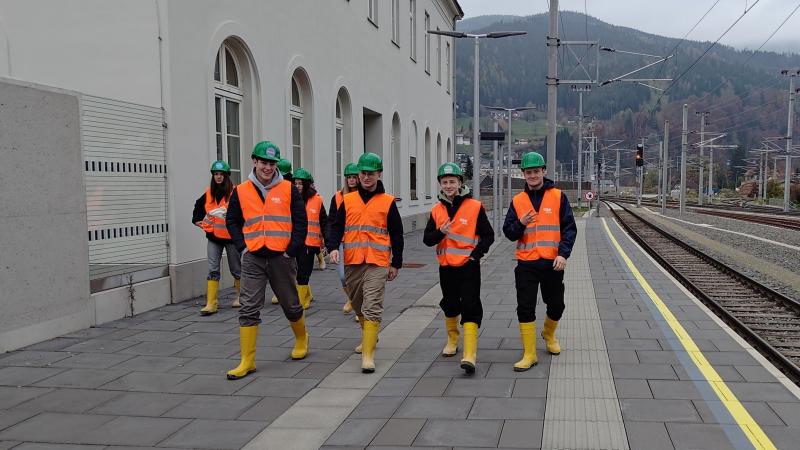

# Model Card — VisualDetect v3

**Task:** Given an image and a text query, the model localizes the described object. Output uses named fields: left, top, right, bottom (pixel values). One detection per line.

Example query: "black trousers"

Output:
left=439, top=259, right=483, bottom=326
left=295, top=248, right=316, bottom=285
left=514, top=262, right=565, bottom=323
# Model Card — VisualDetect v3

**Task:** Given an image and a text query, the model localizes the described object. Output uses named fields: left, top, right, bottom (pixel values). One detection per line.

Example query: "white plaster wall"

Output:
left=0, top=0, right=161, bottom=106
left=163, top=0, right=459, bottom=267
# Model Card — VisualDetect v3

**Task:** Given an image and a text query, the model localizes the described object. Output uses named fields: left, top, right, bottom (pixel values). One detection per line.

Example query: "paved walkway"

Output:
left=2, top=218, right=800, bottom=449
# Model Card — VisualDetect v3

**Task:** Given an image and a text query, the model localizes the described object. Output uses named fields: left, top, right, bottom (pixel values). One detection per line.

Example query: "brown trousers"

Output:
left=344, top=264, right=389, bottom=323
left=239, top=251, right=303, bottom=326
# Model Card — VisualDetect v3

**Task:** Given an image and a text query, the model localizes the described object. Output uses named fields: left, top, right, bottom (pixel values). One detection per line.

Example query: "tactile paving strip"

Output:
left=542, top=222, right=629, bottom=450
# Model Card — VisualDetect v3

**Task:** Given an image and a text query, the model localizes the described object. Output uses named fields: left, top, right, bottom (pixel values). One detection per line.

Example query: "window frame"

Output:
left=446, top=41, right=451, bottom=93
left=290, top=76, right=304, bottom=169
left=368, top=0, right=378, bottom=27
left=436, top=27, right=442, bottom=84
left=212, top=44, right=244, bottom=184
left=391, top=0, right=400, bottom=46
left=409, top=0, right=417, bottom=62
left=424, top=11, right=431, bottom=75
left=335, top=98, right=344, bottom=190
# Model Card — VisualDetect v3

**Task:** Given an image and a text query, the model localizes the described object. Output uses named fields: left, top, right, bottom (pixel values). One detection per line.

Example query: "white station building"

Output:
left=0, top=0, right=463, bottom=351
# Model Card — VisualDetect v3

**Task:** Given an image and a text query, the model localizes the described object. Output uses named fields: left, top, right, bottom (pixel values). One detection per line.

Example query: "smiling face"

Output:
left=346, top=175, right=359, bottom=189
left=439, top=175, right=461, bottom=199
left=253, top=158, right=276, bottom=185
left=359, top=170, right=381, bottom=191
left=212, top=172, right=225, bottom=184
left=294, top=178, right=305, bottom=193
left=524, top=167, right=546, bottom=190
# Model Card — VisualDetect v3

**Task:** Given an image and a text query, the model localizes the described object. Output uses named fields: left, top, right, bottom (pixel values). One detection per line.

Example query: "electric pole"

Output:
left=680, top=104, right=688, bottom=215
left=546, top=0, right=559, bottom=172
left=696, top=111, right=709, bottom=205
left=782, top=70, right=797, bottom=212
left=572, top=85, right=591, bottom=208
left=662, top=121, right=669, bottom=214
left=492, top=120, right=499, bottom=234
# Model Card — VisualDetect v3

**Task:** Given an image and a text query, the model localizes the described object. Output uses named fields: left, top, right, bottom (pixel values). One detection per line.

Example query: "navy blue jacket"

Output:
left=502, top=178, right=577, bottom=265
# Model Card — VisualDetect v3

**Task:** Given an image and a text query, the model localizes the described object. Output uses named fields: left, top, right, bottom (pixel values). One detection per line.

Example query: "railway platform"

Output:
left=1, top=219, right=799, bottom=449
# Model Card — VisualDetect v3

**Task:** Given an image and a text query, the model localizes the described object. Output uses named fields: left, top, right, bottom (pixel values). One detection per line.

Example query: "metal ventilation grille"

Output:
left=80, top=95, right=168, bottom=286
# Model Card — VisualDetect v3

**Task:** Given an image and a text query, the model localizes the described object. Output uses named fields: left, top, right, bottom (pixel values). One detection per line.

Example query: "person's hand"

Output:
left=194, top=221, right=203, bottom=228
left=387, top=267, right=399, bottom=281
left=553, top=256, right=567, bottom=271
left=440, top=218, right=453, bottom=234
left=520, top=210, right=536, bottom=226
left=329, top=249, right=340, bottom=264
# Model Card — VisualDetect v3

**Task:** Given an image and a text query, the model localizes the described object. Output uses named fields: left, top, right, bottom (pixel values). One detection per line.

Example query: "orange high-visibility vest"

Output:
left=512, top=188, right=561, bottom=261
left=342, top=191, right=394, bottom=267
left=201, top=188, right=232, bottom=240
left=334, top=191, right=344, bottom=209
left=305, top=194, right=323, bottom=247
left=431, top=199, right=481, bottom=267
left=237, top=180, right=293, bottom=253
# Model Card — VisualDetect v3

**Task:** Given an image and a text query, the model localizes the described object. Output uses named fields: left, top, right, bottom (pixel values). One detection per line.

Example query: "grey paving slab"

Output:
left=89, top=392, right=189, bottom=416
left=0, top=351, right=72, bottom=367
left=14, top=388, right=120, bottom=413
left=370, top=418, right=426, bottom=446
left=32, top=368, right=129, bottom=389
left=61, top=339, right=139, bottom=354
left=325, top=418, right=388, bottom=446
left=0, top=410, right=37, bottom=433
left=162, top=394, right=261, bottom=419
left=0, top=367, right=64, bottom=386
left=0, top=387, right=52, bottom=410
left=408, top=377, right=451, bottom=397
left=109, top=355, right=190, bottom=372
left=158, top=419, right=266, bottom=449
left=81, top=416, right=191, bottom=446
left=232, top=376, right=317, bottom=397
left=51, top=353, right=135, bottom=369
left=693, top=400, right=785, bottom=426
left=469, top=397, right=546, bottom=419
left=350, top=396, right=406, bottom=419
left=414, top=419, right=503, bottom=447
left=237, top=396, right=297, bottom=422
left=0, top=412, right=114, bottom=443
left=497, top=419, right=543, bottom=448
left=665, top=423, right=738, bottom=450
left=623, top=421, right=674, bottom=450
left=368, top=377, right=419, bottom=397
left=444, top=378, right=514, bottom=397
left=100, top=371, right=193, bottom=392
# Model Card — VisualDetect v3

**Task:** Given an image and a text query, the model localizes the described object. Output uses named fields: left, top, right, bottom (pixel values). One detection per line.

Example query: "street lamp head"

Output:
left=600, top=47, right=615, bottom=52
left=428, top=30, right=466, bottom=38
left=486, top=31, right=527, bottom=38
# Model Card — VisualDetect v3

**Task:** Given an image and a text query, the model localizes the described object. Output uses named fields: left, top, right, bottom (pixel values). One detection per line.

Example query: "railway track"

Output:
left=605, top=201, right=800, bottom=385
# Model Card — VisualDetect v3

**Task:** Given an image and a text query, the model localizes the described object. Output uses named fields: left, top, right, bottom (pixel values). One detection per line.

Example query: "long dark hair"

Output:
left=210, top=173, right=233, bottom=201
left=297, top=179, right=317, bottom=202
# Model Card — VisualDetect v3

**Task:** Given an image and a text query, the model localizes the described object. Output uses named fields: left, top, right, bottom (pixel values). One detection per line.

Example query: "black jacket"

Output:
left=502, top=178, right=577, bottom=265
left=226, top=177, right=308, bottom=258
left=326, top=181, right=404, bottom=269
left=192, top=191, right=233, bottom=245
left=423, top=191, right=494, bottom=261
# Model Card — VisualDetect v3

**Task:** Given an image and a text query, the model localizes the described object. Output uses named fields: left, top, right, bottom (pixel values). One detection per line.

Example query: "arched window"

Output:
left=213, top=43, right=243, bottom=183
left=436, top=133, right=442, bottom=177
left=447, top=138, right=452, bottom=161
left=335, top=88, right=352, bottom=190
left=290, top=68, right=314, bottom=171
left=392, top=113, right=402, bottom=197
left=424, top=128, right=432, bottom=200
left=410, top=121, right=418, bottom=201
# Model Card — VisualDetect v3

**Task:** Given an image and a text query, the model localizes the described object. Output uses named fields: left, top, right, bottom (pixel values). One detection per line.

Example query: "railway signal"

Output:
left=635, top=144, right=644, bottom=167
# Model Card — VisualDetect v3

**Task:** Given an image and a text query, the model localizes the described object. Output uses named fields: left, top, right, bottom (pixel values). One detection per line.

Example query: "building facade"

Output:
left=0, top=0, right=463, bottom=350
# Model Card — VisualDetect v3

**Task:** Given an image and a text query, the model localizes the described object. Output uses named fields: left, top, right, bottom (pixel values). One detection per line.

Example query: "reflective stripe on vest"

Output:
left=342, top=191, right=395, bottom=267
left=237, top=180, right=293, bottom=253
left=512, top=188, right=562, bottom=261
left=202, top=188, right=231, bottom=240
left=431, top=198, right=482, bottom=267
left=305, top=194, right=323, bottom=247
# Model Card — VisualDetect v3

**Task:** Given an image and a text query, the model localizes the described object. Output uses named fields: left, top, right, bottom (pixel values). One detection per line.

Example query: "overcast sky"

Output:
left=458, top=0, right=800, bottom=54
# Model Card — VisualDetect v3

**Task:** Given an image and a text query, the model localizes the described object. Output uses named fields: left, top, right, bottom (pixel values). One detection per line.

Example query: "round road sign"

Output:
left=584, top=191, right=595, bottom=201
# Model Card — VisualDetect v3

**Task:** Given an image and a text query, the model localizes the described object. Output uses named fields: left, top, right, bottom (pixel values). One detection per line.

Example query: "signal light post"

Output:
left=636, top=141, right=644, bottom=207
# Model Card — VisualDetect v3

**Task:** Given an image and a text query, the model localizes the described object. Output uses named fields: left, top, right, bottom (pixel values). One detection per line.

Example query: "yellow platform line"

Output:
left=601, top=218, right=776, bottom=450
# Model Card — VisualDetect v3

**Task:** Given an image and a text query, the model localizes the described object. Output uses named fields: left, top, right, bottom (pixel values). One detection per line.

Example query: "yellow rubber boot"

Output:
left=297, top=285, right=311, bottom=310
left=460, top=322, right=478, bottom=375
left=271, top=294, right=279, bottom=304
left=513, top=322, right=538, bottom=372
left=200, top=280, right=219, bottom=316
left=307, top=285, right=315, bottom=304
left=442, top=316, right=460, bottom=357
left=289, top=315, right=309, bottom=360
left=361, top=320, right=380, bottom=373
left=227, top=326, right=258, bottom=380
left=354, top=315, right=364, bottom=353
left=231, top=279, right=241, bottom=308
left=542, top=316, right=561, bottom=355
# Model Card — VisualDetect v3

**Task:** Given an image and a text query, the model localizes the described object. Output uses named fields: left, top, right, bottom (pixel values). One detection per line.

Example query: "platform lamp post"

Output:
left=484, top=105, right=537, bottom=210
left=429, top=29, right=527, bottom=200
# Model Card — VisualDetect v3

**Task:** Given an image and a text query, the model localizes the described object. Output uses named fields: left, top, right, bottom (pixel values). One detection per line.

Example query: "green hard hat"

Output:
left=293, top=167, right=313, bottom=182
left=520, top=151, right=546, bottom=170
left=277, top=158, right=293, bottom=175
left=437, top=162, right=463, bottom=180
left=251, top=141, right=281, bottom=162
left=344, top=162, right=360, bottom=176
left=210, top=160, right=231, bottom=174
left=357, top=152, right=383, bottom=172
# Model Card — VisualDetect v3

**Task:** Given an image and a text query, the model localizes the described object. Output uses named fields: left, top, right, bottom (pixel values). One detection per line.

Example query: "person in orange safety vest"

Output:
left=291, top=168, right=328, bottom=309
left=327, top=152, right=404, bottom=374
left=503, top=151, right=577, bottom=372
left=192, top=160, right=242, bottom=315
left=224, top=141, right=309, bottom=381
left=423, top=162, right=494, bottom=375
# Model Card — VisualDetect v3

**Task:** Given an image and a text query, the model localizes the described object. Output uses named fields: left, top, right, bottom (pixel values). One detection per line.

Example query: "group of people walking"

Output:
left=193, top=141, right=575, bottom=379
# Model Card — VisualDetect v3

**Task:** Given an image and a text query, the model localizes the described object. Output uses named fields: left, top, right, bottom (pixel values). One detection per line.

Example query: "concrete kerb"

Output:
left=242, top=240, right=504, bottom=449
